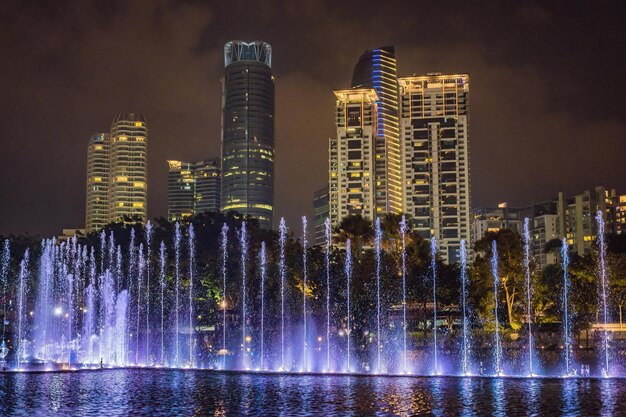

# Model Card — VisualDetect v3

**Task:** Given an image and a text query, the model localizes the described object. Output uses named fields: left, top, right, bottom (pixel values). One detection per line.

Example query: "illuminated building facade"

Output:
left=313, top=186, right=329, bottom=246
left=194, top=159, right=221, bottom=215
left=109, top=113, right=148, bottom=224
left=557, top=186, right=616, bottom=256
left=85, top=113, right=148, bottom=232
left=398, top=73, right=471, bottom=263
left=221, top=41, right=275, bottom=228
left=167, top=160, right=196, bottom=221
left=351, top=46, right=402, bottom=215
left=86, top=133, right=111, bottom=233
left=329, top=89, right=378, bottom=226
left=470, top=203, right=525, bottom=245
left=167, top=159, right=221, bottom=222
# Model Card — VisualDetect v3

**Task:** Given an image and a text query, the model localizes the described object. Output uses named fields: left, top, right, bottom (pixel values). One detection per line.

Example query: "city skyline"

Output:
left=1, top=1, right=626, bottom=236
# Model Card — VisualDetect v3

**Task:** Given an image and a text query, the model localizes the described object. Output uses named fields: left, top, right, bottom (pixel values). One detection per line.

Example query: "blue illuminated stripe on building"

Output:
left=372, top=50, right=384, bottom=136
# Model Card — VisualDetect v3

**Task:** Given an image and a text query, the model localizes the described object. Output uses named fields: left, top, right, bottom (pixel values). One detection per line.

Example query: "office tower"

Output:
left=86, top=133, right=111, bottom=233
left=398, top=73, right=471, bottom=263
left=221, top=41, right=275, bottom=228
left=194, top=159, right=221, bottom=215
left=329, top=89, right=379, bottom=227
left=351, top=46, right=401, bottom=215
left=109, top=113, right=148, bottom=224
left=167, top=160, right=196, bottom=221
left=167, top=159, right=221, bottom=222
left=313, top=186, right=330, bottom=246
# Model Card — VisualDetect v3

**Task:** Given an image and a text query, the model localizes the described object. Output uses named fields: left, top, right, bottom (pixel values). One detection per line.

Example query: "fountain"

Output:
left=159, top=241, right=166, bottom=365
left=491, top=240, right=502, bottom=376
left=188, top=224, right=195, bottom=367
left=174, top=223, right=181, bottom=367
left=16, top=249, right=29, bottom=369
left=0, top=214, right=619, bottom=379
left=259, top=241, right=266, bottom=370
left=240, top=222, right=248, bottom=369
left=146, top=221, right=152, bottom=366
left=562, top=238, right=572, bottom=376
left=302, top=216, right=308, bottom=372
left=523, top=218, right=534, bottom=376
left=1, top=239, right=9, bottom=363
left=345, top=239, right=352, bottom=373
left=220, top=223, right=228, bottom=369
left=430, top=237, right=438, bottom=375
left=374, top=218, right=382, bottom=373
left=279, top=218, right=287, bottom=370
left=596, top=210, right=610, bottom=376
left=460, top=239, right=469, bottom=375
left=324, top=218, right=331, bottom=372
left=400, top=216, right=408, bottom=374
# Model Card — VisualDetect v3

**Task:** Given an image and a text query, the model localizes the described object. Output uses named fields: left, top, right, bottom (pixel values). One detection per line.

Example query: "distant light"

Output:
left=54, top=307, right=63, bottom=316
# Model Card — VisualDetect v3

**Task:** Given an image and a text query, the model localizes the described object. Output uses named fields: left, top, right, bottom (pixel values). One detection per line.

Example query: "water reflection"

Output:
left=0, top=370, right=625, bottom=416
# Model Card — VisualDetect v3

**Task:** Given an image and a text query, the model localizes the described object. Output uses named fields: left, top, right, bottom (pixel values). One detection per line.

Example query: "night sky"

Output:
left=1, top=1, right=625, bottom=236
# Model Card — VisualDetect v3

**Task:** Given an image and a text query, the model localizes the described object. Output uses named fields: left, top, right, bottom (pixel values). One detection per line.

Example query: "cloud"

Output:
left=0, top=0, right=625, bottom=235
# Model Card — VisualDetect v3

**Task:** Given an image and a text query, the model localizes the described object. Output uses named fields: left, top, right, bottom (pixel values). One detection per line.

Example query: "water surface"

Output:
left=1, top=369, right=624, bottom=416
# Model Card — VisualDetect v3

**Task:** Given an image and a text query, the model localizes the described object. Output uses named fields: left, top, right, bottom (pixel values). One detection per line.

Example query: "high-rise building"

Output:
left=221, top=41, right=275, bottom=228
left=313, top=186, right=329, bottom=246
left=398, top=73, right=471, bottom=263
left=194, top=159, right=221, bottom=215
left=167, top=160, right=196, bottom=221
left=84, top=114, right=148, bottom=233
left=329, top=88, right=379, bottom=226
left=531, top=201, right=559, bottom=268
left=471, top=203, right=525, bottom=246
left=109, top=113, right=148, bottom=224
left=86, top=133, right=111, bottom=233
left=167, top=159, right=221, bottom=222
left=351, top=46, right=402, bottom=215
left=557, top=186, right=617, bottom=256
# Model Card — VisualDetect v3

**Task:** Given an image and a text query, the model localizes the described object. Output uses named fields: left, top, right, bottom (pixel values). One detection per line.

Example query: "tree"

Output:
left=472, top=229, right=525, bottom=330
left=332, top=215, right=373, bottom=256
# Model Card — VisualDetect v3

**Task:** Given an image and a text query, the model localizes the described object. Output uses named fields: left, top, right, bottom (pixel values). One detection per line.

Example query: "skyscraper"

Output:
left=221, top=41, right=275, bottom=228
left=351, top=46, right=401, bottom=215
left=398, top=73, right=471, bottom=263
left=167, top=160, right=196, bottom=221
left=167, top=158, right=221, bottom=222
left=329, top=88, right=379, bottom=226
left=85, top=114, right=148, bottom=233
left=313, top=186, right=329, bottom=246
left=86, top=133, right=111, bottom=233
left=109, top=113, right=148, bottom=224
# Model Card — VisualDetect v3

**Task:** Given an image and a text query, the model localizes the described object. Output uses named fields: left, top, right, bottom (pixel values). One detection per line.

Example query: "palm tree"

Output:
left=332, top=215, right=374, bottom=256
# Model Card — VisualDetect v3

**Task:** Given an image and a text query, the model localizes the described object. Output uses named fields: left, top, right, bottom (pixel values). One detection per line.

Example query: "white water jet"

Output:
left=324, top=218, right=331, bottom=372
left=302, top=216, right=308, bottom=371
left=188, top=224, right=195, bottom=367
left=260, top=241, right=266, bottom=370
left=174, top=223, right=181, bottom=366
left=279, top=218, right=287, bottom=370
left=561, top=238, right=572, bottom=376
left=345, top=239, right=352, bottom=372
left=491, top=240, right=502, bottom=376
left=146, top=221, right=152, bottom=366
left=596, top=210, right=610, bottom=376
left=523, top=218, right=534, bottom=376
left=431, top=237, right=439, bottom=375
left=460, top=239, right=469, bottom=376
left=400, top=216, right=408, bottom=374
left=220, top=224, right=228, bottom=369
left=240, top=222, right=248, bottom=369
